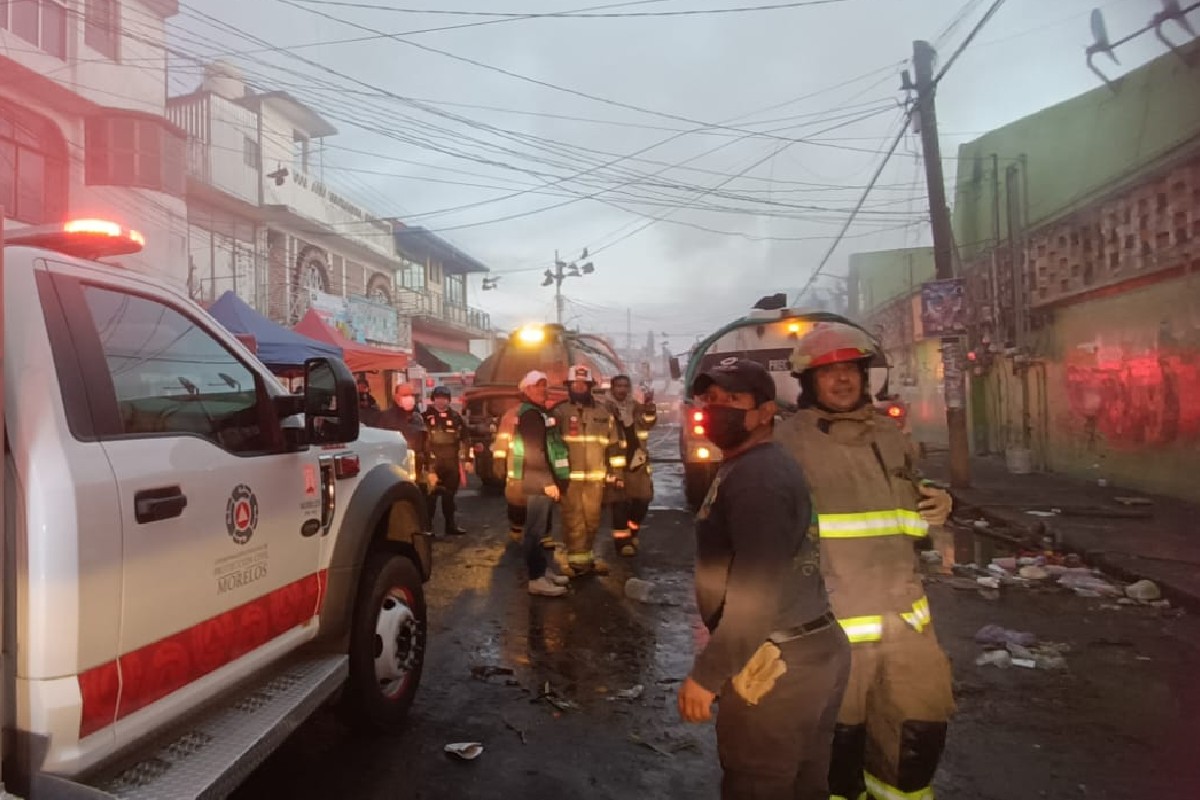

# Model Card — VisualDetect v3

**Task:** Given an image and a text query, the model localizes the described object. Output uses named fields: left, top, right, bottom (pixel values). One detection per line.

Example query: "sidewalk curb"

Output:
left=949, top=489, right=1200, bottom=614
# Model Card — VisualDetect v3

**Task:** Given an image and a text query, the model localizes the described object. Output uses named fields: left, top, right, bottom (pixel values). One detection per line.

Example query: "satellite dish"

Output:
left=1089, top=9, right=1120, bottom=64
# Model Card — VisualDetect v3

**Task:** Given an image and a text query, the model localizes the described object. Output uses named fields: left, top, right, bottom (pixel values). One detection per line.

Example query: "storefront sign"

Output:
left=348, top=295, right=401, bottom=346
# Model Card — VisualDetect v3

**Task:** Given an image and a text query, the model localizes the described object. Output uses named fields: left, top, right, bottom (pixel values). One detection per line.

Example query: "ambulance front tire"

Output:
left=342, top=550, right=427, bottom=733
left=684, top=463, right=716, bottom=510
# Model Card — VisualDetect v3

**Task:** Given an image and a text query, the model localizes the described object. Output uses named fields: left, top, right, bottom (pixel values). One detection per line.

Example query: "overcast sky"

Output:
left=169, top=0, right=1181, bottom=346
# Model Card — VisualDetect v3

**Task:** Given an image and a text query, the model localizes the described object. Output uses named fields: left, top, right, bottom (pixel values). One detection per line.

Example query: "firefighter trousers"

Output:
left=562, top=481, right=605, bottom=565
left=829, top=616, right=956, bottom=800
left=717, top=624, right=851, bottom=800
left=612, top=467, right=654, bottom=540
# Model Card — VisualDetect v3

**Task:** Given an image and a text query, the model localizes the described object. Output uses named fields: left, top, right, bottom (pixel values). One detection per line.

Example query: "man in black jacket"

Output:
left=679, top=358, right=850, bottom=800
left=422, top=386, right=468, bottom=535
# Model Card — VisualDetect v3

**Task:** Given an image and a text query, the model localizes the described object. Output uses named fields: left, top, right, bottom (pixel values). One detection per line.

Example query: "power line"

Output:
left=934, top=0, right=1009, bottom=85
left=792, top=113, right=914, bottom=305
left=288, top=0, right=850, bottom=18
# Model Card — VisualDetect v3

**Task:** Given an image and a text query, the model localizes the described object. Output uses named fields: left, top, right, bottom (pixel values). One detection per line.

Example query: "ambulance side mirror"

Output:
left=304, top=357, right=360, bottom=445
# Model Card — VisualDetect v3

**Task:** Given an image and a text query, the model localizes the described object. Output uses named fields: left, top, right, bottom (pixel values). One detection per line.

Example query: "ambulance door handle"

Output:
left=134, top=486, right=188, bottom=524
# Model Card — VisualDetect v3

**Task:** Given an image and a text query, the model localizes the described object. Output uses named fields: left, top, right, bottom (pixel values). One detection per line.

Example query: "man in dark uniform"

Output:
left=378, top=383, right=436, bottom=498
left=357, top=375, right=380, bottom=426
left=422, top=385, right=468, bottom=536
left=679, top=358, right=851, bottom=800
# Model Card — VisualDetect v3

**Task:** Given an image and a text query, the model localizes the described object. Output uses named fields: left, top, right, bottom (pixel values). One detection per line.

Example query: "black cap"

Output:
left=431, top=385, right=452, bottom=399
left=691, top=358, right=776, bottom=405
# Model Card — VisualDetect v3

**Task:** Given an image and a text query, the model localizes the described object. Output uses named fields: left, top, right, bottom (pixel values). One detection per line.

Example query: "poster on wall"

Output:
left=920, top=278, right=968, bottom=338
left=348, top=296, right=401, bottom=345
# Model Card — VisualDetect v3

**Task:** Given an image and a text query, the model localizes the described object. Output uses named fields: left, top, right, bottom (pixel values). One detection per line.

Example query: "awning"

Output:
left=294, top=309, right=409, bottom=373
left=416, top=343, right=481, bottom=373
left=209, top=291, right=342, bottom=370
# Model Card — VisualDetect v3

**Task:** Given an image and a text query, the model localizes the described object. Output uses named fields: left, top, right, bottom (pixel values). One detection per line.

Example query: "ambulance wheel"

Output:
left=342, top=551, right=427, bottom=732
left=684, top=463, right=715, bottom=511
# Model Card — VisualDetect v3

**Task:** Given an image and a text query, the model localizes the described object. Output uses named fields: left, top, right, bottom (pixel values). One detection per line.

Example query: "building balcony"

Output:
left=398, top=289, right=490, bottom=338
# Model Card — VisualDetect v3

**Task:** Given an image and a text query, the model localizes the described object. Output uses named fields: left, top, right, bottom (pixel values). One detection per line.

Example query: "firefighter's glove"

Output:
left=629, top=449, right=649, bottom=471
left=731, top=642, right=786, bottom=705
left=918, top=484, right=952, bottom=526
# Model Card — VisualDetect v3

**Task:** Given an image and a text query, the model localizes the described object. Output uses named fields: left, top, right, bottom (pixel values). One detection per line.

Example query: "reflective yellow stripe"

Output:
left=492, top=449, right=507, bottom=459
left=830, top=794, right=868, bottom=800
left=837, top=615, right=883, bottom=644
left=818, top=509, right=929, bottom=539
left=865, top=773, right=934, bottom=800
left=900, top=596, right=932, bottom=633
left=561, top=435, right=611, bottom=444
left=636, top=431, right=650, bottom=440
left=610, top=456, right=627, bottom=468
left=567, top=552, right=596, bottom=565
left=568, top=470, right=608, bottom=481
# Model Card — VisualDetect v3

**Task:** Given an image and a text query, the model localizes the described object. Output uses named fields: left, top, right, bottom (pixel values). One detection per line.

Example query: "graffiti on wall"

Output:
left=1064, top=337, right=1200, bottom=448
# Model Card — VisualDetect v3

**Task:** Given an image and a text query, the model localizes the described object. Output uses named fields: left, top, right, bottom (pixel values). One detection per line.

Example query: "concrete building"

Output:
left=849, top=247, right=948, bottom=449
left=393, top=223, right=491, bottom=374
left=1, top=0, right=188, bottom=282
left=950, top=39, right=1200, bottom=501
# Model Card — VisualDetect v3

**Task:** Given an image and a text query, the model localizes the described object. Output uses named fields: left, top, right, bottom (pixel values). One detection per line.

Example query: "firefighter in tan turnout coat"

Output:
left=774, top=322, right=955, bottom=800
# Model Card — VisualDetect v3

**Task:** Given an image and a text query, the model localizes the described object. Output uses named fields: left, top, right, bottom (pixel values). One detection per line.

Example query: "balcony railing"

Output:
left=397, top=289, right=490, bottom=334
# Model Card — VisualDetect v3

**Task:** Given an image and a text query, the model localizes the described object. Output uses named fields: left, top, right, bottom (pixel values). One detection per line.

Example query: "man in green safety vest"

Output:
left=505, top=370, right=573, bottom=596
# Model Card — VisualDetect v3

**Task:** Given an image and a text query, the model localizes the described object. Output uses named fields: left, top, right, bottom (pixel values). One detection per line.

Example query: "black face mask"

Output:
left=705, top=405, right=752, bottom=451
left=569, top=388, right=592, bottom=404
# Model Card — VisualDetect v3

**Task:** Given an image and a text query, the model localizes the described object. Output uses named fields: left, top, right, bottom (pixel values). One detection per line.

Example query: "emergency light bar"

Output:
left=6, top=218, right=146, bottom=260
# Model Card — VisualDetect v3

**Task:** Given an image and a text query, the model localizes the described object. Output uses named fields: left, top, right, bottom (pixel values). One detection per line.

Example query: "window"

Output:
left=243, top=136, right=260, bottom=169
left=85, top=114, right=186, bottom=196
left=445, top=273, right=465, bottom=307
left=293, top=132, right=309, bottom=173
left=7, top=0, right=64, bottom=57
left=398, top=259, right=425, bottom=290
left=85, top=0, right=118, bottom=60
left=0, top=99, right=67, bottom=224
left=81, top=285, right=271, bottom=453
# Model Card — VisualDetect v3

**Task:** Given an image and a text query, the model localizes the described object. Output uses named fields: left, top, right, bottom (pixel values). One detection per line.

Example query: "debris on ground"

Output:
left=975, top=650, right=1012, bottom=668
left=920, top=549, right=945, bottom=564
left=1114, top=496, right=1153, bottom=506
left=536, top=681, right=580, bottom=712
left=976, top=576, right=1002, bottom=590
left=1018, top=565, right=1050, bottom=580
left=1058, top=572, right=1123, bottom=597
left=608, top=684, right=645, bottom=702
left=502, top=718, right=528, bottom=745
left=1125, top=580, right=1162, bottom=602
left=470, top=665, right=516, bottom=681
left=624, top=577, right=657, bottom=603
left=444, top=742, right=484, bottom=761
left=629, top=733, right=701, bottom=757
left=1026, top=510, right=1059, bottom=518
left=1006, top=641, right=1069, bottom=670
left=975, top=625, right=1037, bottom=647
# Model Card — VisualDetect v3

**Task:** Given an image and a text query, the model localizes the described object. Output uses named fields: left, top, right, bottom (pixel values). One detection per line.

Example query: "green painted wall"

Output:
left=953, top=39, right=1200, bottom=260
left=979, top=272, right=1200, bottom=502
left=850, top=247, right=935, bottom=314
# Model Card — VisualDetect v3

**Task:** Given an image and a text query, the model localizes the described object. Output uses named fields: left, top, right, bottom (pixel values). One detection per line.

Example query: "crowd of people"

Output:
left=353, top=320, right=956, bottom=800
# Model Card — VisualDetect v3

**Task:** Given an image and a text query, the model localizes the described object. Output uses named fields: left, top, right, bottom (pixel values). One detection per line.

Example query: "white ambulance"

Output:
left=0, top=220, right=432, bottom=798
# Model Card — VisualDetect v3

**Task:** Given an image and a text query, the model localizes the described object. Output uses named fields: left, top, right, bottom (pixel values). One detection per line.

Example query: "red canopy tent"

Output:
left=293, top=309, right=409, bottom=373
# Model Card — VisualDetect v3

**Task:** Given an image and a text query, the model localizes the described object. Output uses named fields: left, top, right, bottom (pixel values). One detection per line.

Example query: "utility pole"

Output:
left=541, top=249, right=596, bottom=325
left=913, top=39, right=971, bottom=487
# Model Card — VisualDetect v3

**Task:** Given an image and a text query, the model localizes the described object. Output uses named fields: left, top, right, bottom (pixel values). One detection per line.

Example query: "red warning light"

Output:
left=887, top=405, right=903, bottom=419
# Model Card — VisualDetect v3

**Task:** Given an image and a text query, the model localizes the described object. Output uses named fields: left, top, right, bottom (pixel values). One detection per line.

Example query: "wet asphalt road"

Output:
left=234, top=426, right=1200, bottom=800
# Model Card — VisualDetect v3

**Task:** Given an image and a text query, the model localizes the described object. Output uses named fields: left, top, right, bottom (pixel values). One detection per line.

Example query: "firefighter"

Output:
left=422, top=385, right=468, bottom=536
left=553, top=364, right=624, bottom=576
left=505, top=370, right=572, bottom=596
left=774, top=322, right=955, bottom=800
left=356, top=375, right=380, bottom=426
left=493, top=406, right=537, bottom=548
left=605, top=374, right=657, bottom=557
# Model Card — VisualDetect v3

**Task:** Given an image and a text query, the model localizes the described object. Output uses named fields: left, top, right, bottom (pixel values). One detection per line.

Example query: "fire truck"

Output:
left=462, top=324, right=625, bottom=491
left=0, top=219, right=431, bottom=798
left=672, top=302, right=905, bottom=509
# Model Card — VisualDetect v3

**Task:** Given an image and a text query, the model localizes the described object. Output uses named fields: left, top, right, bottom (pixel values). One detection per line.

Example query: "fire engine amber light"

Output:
left=516, top=326, right=546, bottom=344
left=697, top=447, right=712, bottom=460
left=692, top=424, right=705, bottom=436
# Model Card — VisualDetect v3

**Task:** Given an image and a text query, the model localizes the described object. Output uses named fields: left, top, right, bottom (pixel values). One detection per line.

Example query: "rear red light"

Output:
left=692, top=411, right=704, bottom=423
left=334, top=454, right=361, bottom=478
